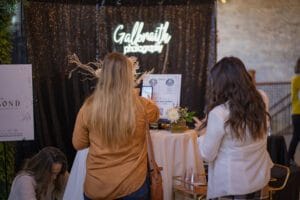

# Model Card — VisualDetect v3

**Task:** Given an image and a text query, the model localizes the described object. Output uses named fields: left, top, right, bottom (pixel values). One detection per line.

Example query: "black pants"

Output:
left=288, top=114, right=300, bottom=160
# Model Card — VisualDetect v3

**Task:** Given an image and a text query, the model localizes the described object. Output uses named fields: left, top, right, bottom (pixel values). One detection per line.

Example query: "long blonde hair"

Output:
left=90, top=52, right=136, bottom=148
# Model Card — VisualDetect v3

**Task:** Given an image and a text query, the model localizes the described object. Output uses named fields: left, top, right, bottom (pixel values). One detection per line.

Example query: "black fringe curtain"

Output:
left=18, top=1, right=216, bottom=168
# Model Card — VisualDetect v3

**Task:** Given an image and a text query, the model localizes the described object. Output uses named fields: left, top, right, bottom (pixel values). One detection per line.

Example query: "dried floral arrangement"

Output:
left=67, top=53, right=154, bottom=87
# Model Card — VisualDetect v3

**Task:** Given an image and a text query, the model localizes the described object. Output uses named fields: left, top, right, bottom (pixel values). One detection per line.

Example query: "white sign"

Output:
left=143, top=74, right=181, bottom=119
left=0, top=65, right=34, bottom=141
left=113, top=21, right=172, bottom=54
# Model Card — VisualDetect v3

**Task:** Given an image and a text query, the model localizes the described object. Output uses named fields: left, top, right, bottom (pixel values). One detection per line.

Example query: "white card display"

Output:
left=143, top=74, right=181, bottom=119
left=0, top=64, right=34, bottom=141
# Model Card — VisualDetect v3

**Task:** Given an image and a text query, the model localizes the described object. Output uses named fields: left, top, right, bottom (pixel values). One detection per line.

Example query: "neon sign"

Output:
left=113, top=21, right=172, bottom=54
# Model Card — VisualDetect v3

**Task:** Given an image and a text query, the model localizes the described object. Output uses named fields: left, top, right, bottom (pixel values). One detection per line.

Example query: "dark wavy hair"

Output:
left=204, top=57, right=268, bottom=140
left=21, top=146, right=68, bottom=199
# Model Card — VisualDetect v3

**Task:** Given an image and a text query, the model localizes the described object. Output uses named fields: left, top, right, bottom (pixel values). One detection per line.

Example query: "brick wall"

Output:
left=217, top=0, right=300, bottom=82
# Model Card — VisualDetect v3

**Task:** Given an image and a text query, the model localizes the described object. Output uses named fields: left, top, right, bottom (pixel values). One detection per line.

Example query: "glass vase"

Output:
left=171, top=119, right=188, bottom=133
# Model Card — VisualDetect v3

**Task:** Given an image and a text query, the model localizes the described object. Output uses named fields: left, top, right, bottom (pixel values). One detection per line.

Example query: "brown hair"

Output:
left=21, top=146, right=68, bottom=199
left=204, top=57, right=268, bottom=140
left=247, top=69, right=256, bottom=85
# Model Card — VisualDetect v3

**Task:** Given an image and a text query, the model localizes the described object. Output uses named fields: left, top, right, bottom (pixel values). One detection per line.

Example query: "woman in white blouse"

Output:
left=196, top=57, right=273, bottom=199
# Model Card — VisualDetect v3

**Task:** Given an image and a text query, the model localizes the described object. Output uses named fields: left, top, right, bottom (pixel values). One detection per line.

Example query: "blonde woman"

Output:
left=72, top=52, right=159, bottom=200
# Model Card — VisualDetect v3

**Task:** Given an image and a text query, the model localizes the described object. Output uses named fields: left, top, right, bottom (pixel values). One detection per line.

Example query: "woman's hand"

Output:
left=193, top=117, right=202, bottom=130
left=193, top=116, right=206, bottom=136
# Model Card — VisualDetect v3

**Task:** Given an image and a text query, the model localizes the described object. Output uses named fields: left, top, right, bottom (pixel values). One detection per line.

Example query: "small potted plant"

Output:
left=167, top=107, right=196, bottom=133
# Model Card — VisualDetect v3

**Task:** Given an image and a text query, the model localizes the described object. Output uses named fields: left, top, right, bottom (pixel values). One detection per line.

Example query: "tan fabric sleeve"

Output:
left=72, top=103, right=90, bottom=150
left=139, top=97, right=160, bottom=123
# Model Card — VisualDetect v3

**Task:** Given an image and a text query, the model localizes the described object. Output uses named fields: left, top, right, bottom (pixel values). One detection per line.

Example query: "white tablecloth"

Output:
left=150, top=129, right=205, bottom=200
left=63, top=148, right=88, bottom=200
left=63, top=129, right=205, bottom=200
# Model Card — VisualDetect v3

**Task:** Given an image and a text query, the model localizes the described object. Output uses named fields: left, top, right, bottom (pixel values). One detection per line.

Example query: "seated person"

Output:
left=8, top=146, right=69, bottom=200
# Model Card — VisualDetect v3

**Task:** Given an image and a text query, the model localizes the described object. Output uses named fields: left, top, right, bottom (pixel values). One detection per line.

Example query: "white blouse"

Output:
left=197, top=104, right=273, bottom=199
left=8, top=173, right=37, bottom=200
left=8, top=172, right=60, bottom=200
